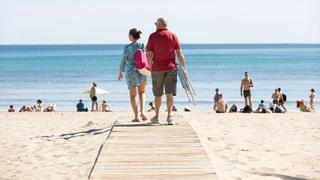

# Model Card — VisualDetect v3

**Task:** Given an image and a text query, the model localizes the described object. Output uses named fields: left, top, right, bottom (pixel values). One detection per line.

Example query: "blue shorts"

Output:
left=126, top=70, right=147, bottom=89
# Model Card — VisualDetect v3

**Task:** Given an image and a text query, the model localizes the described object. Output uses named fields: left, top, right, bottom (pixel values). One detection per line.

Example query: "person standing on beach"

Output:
left=240, top=72, right=253, bottom=108
left=309, top=88, right=315, bottom=112
left=213, top=88, right=220, bottom=110
left=146, top=17, right=185, bottom=125
left=118, top=28, right=148, bottom=122
left=272, top=89, right=280, bottom=105
left=90, top=83, right=98, bottom=112
left=278, top=88, right=287, bottom=112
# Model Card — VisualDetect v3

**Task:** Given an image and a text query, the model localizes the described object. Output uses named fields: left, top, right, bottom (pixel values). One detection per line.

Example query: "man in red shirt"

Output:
left=146, top=17, right=185, bottom=125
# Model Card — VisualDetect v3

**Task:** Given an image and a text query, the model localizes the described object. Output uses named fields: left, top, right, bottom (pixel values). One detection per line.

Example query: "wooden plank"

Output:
left=89, top=119, right=217, bottom=180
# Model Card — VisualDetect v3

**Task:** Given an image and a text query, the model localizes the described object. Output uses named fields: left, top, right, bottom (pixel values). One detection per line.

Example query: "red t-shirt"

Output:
left=146, top=28, right=180, bottom=71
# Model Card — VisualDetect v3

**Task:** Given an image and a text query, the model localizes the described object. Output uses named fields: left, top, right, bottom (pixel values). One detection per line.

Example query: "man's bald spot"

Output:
left=157, top=17, right=168, bottom=28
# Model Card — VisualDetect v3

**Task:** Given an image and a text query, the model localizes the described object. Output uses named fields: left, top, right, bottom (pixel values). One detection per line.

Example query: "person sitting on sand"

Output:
left=147, top=102, right=155, bottom=112
left=256, top=100, right=271, bottom=113
left=310, top=88, right=315, bottom=112
left=278, top=88, right=287, bottom=112
left=26, top=106, right=35, bottom=112
left=35, top=99, right=43, bottom=112
left=213, top=88, right=220, bottom=110
left=44, top=103, right=56, bottom=112
left=269, top=103, right=284, bottom=113
left=8, top=105, right=15, bottom=112
left=229, top=104, right=237, bottom=113
left=240, top=72, right=254, bottom=108
left=19, top=106, right=27, bottom=112
left=272, top=89, right=280, bottom=105
left=76, top=99, right=88, bottom=112
left=297, top=100, right=311, bottom=112
left=216, top=94, right=228, bottom=113
left=101, top=100, right=111, bottom=112
left=90, top=83, right=99, bottom=112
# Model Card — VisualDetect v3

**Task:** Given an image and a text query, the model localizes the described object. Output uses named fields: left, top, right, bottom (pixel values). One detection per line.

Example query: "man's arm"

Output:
left=147, top=51, right=154, bottom=70
left=175, top=49, right=185, bottom=68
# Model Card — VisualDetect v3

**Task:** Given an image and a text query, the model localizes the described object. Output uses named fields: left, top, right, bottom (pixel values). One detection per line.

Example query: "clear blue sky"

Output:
left=0, top=0, right=319, bottom=44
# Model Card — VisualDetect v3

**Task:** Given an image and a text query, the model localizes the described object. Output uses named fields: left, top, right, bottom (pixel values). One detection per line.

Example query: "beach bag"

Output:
left=242, top=105, right=252, bottom=113
left=282, top=94, right=287, bottom=102
left=275, top=106, right=283, bottom=113
left=134, top=49, right=151, bottom=77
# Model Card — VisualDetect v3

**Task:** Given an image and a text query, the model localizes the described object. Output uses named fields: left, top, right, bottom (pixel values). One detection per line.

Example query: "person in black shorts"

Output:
left=90, top=83, right=98, bottom=112
left=240, top=72, right=254, bottom=108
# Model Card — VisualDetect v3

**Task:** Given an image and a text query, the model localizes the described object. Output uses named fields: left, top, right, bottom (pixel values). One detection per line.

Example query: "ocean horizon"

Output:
left=1, top=44, right=319, bottom=111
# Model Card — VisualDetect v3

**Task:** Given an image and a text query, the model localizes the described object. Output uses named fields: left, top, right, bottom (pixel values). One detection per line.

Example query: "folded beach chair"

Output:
left=177, top=63, right=196, bottom=105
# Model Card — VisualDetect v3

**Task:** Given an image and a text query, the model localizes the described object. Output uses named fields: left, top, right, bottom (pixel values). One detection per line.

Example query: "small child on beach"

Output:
left=101, top=100, right=111, bottom=112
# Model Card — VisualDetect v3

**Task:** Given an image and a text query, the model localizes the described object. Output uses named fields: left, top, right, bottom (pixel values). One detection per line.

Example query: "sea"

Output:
left=0, top=44, right=319, bottom=112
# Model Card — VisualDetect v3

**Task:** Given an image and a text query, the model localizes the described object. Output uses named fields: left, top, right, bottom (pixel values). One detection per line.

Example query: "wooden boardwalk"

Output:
left=89, top=119, right=217, bottom=180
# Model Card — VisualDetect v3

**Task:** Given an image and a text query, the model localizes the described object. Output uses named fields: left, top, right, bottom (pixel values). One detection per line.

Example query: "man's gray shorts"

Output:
left=151, top=70, right=177, bottom=97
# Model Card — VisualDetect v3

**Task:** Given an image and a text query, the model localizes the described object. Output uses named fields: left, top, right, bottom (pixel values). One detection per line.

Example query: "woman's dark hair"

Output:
left=37, top=99, right=42, bottom=104
left=129, top=28, right=142, bottom=40
left=311, top=88, right=315, bottom=92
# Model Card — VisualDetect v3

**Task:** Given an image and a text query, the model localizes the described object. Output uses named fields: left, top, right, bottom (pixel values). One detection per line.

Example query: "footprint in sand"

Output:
left=259, top=167, right=276, bottom=173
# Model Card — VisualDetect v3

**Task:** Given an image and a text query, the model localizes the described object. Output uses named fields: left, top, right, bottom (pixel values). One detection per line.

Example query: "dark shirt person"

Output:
left=77, top=99, right=87, bottom=112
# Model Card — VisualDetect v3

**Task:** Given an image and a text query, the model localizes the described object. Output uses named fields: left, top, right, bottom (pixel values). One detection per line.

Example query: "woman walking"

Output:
left=118, top=28, right=148, bottom=122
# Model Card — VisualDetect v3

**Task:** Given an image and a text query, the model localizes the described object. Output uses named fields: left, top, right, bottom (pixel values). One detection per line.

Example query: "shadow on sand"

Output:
left=33, top=127, right=113, bottom=141
left=252, top=172, right=309, bottom=180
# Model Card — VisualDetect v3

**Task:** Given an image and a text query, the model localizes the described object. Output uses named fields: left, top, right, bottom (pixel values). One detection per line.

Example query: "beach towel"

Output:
left=134, top=49, right=151, bottom=77
left=177, top=63, right=196, bottom=105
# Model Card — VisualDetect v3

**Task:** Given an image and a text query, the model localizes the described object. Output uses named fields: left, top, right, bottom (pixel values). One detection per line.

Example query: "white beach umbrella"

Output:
left=82, top=87, right=109, bottom=95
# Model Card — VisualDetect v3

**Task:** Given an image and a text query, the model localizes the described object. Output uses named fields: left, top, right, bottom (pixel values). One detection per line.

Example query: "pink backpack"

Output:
left=134, top=49, right=151, bottom=76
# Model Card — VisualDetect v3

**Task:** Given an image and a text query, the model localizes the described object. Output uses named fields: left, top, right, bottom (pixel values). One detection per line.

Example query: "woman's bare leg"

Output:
left=138, top=80, right=147, bottom=120
left=129, top=87, right=138, bottom=120
left=95, top=101, right=99, bottom=112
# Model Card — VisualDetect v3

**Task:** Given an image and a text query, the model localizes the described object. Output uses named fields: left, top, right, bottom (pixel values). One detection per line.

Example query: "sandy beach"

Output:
left=0, top=112, right=319, bottom=179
